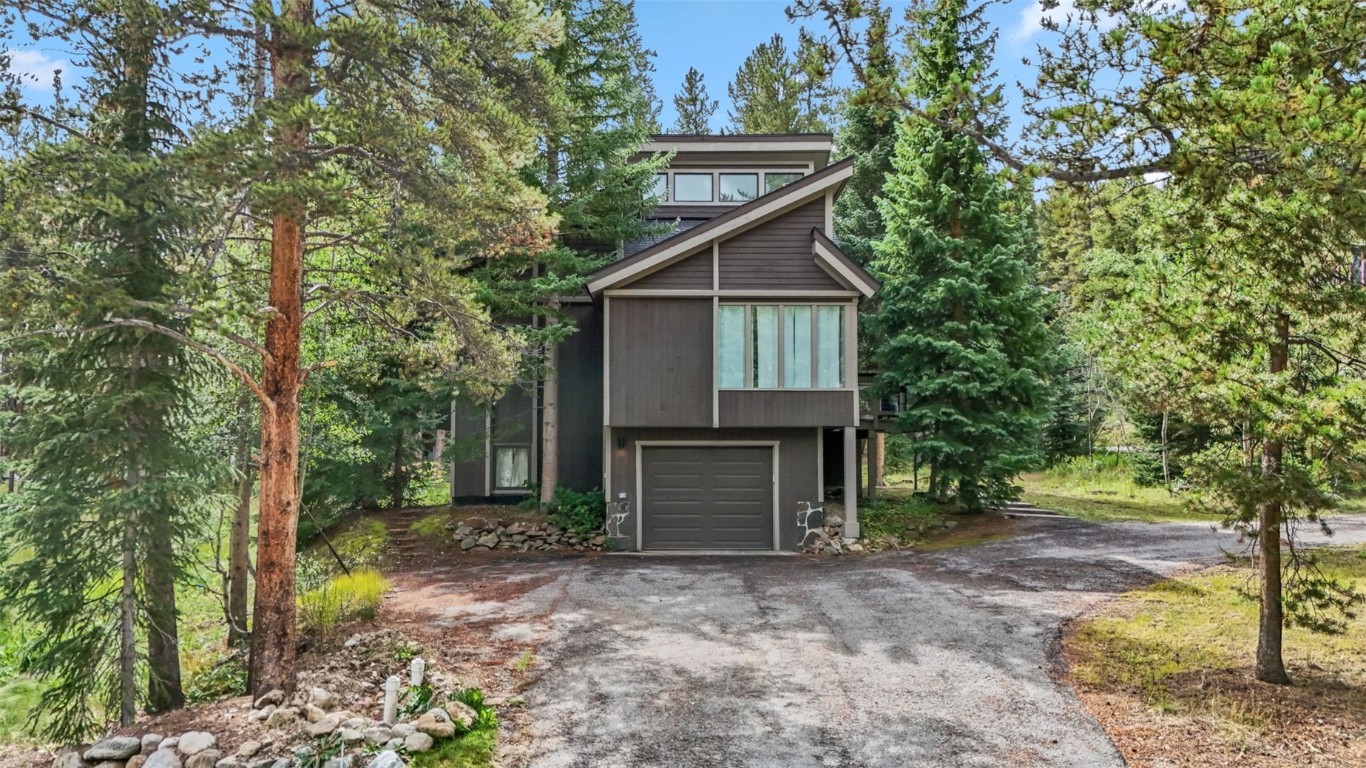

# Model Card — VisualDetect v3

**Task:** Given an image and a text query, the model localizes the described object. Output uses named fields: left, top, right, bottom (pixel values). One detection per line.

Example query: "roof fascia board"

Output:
left=588, top=160, right=854, bottom=294
left=812, top=232, right=879, bottom=298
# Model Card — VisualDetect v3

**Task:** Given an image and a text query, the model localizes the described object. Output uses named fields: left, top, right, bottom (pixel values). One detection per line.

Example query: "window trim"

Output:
left=492, top=444, right=531, bottom=491
left=716, top=302, right=847, bottom=391
left=649, top=167, right=812, bottom=206
left=718, top=172, right=760, bottom=203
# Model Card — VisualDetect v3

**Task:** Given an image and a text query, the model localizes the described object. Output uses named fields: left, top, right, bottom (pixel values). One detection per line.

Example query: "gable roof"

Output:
left=587, top=157, right=864, bottom=295
left=812, top=229, right=880, bottom=297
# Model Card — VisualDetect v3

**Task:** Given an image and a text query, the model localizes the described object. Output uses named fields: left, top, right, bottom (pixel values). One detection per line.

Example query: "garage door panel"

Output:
left=641, top=445, right=774, bottom=550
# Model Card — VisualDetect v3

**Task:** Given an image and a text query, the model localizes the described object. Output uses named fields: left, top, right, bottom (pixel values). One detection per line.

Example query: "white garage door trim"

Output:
left=635, top=440, right=781, bottom=552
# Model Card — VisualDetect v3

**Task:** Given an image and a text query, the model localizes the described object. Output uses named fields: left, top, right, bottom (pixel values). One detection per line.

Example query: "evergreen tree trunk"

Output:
left=390, top=429, right=406, bottom=508
left=144, top=533, right=183, bottom=712
left=250, top=0, right=311, bottom=694
left=1256, top=312, right=1291, bottom=685
left=228, top=397, right=253, bottom=646
left=119, top=520, right=137, bottom=726
left=540, top=335, right=559, bottom=505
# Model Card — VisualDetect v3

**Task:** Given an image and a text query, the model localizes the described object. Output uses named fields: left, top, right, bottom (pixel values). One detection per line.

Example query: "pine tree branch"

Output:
left=0, top=105, right=90, bottom=143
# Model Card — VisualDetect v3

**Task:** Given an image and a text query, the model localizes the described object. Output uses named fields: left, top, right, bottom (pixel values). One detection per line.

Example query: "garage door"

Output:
left=641, top=445, right=774, bottom=550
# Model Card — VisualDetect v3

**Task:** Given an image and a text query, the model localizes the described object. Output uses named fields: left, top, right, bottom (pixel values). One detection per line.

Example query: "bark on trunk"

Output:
left=228, top=397, right=253, bottom=646
left=1160, top=409, right=1171, bottom=489
left=144, top=533, right=184, bottom=712
left=248, top=0, right=311, bottom=698
left=539, top=339, right=559, bottom=505
left=390, top=428, right=406, bottom=509
left=119, top=520, right=137, bottom=726
left=1256, top=312, right=1291, bottom=685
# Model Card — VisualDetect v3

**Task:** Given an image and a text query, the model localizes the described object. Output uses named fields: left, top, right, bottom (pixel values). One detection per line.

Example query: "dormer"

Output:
left=642, top=134, right=834, bottom=221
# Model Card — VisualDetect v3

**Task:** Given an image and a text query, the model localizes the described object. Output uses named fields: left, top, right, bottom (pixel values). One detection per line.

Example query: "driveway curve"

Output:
left=484, top=516, right=1365, bottom=768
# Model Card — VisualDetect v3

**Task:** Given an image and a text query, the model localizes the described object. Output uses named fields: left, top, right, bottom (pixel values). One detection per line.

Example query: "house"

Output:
left=450, top=133, right=880, bottom=551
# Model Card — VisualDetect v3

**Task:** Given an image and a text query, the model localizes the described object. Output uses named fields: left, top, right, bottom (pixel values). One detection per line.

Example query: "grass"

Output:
left=410, top=512, right=456, bottom=540
left=332, top=518, right=390, bottom=569
left=857, top=487, right=955, bottom=547
left=409, top=729, right=497, bottom=768
left=0, top=677, right=43, bottom=744
left=1019, top=455, right=1209, bottom=523
left=298, top=568, right=392, bottom=637
left=1069, top=548, right=1366, bottom=725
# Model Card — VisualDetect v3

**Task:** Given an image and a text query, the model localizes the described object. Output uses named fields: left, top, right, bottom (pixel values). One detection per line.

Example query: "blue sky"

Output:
left=5, top=0, right=1068, bottom=134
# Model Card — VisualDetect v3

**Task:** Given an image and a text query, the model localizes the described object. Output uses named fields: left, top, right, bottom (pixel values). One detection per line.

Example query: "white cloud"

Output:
left=4, top=50, right=69, bottom=93
left=1013, top=0, right=1119, bottom=41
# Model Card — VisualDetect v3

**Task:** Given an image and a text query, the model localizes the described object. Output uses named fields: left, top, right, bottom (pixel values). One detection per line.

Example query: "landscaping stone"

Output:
left=383, top=738, right=403, bottom=751
left=184, top=750, right=220, bottom=768
left=92, top=762, right=126, bottom=768
left=445, top=701, right=478, bottom=729
left=307, top=687, right=335, bottom=709
left=143, top=750, right=183, bottom=768
left=390, top=723, right=416, bottom=738
left=253, top=689, right=285, bottom=709
left=215, top=759, right=246, bottom=768
left=362, top=725, right=392, bottom=745
left=142, top=733, right=164, bottom=753
left=338, top=728, right=363, bottom=742
left=304, top=704, right=327, bottom=723
left=86, top=736, right=143, bottom=761
left=367, top=751, right=406, bottom=768
left=321, top=758, right=351, bottom=768
left=403, top=732, right=434, bottom=753
left=159, top=737, right=179, bottom=752
left=51, top=750, right=83, bottom=768
left=264, top=706, right=298, bottom=727
left=476, top=532, right=499, bottom=548
left=306, top=713, right=342, bottom=737
left=127, top=756, right=148, bottom=768
left=234, top=740, right=263, bottom=759
left=178, top=731, right=216, bottom=755
left=459, top=537, right=477, bottom=551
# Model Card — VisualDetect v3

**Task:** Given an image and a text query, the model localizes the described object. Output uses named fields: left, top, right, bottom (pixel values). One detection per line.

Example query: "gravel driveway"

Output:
left=440, top=515, right=1366, bottom=768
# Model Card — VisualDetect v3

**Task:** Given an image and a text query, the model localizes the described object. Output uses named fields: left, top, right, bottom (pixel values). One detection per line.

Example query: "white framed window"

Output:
left=717, top=304, right=846, bottom=389
left=494, top=446, right=529, bottom=490
left=647, top=169, right=809, bottom=204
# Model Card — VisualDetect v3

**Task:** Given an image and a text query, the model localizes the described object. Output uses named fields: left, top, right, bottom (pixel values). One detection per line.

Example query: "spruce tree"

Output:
left=672, top=67, right=718, bottom=134
left=871, top=0, right=1053, bottom=510
left=832, top=4, right=897, bottom=268
left=0, top=0, right=215, bottom=738
left=727, top=32, right=835, bottom=133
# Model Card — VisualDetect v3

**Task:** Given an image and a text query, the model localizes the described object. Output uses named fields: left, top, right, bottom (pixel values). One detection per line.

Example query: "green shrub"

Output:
left=184, top=651, right=248, bottom=705
left=298, top=568, right=391, bottom=635
left=400, top=683, right=435, bottom=718
left=451, top=687, right=499, bottom=734
left=541, top=486, right=604, bottom=535
left=332, top=519, right=390, bottom=570
left=409, top=728, right=496, bottom=768
left=410, top=512, right=454, bottom=540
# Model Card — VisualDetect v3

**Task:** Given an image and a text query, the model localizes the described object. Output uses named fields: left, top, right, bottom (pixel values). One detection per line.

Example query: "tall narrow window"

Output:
left=783, top=306, right=812, bottom=388
left=717, top=305, right=746, bottom=388
left=816, top=305, right=844, bottom=388
left=752, top=306, right=778, bottom=387
left=494, top=447, right=529, bottom=489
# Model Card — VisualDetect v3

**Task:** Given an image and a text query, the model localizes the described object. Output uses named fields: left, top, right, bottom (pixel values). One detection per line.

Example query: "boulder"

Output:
left=307, top=687, right=335, bottom=709
left=85, top=736, right=143, bottom=761
left=142, top=751, right=183, bottom=768
left=127, top=757, right=148, bottom=768
left=338, top=728, right=363, bottom=743
left=234, top=740, right=263, bottom=759
left=459, top=537, right=477, bottom=551
left=475, top=532, right=499, bottom=548
left=362, top=726, right=393, bottom=745
left=306, top=714, right=341, bottom=737
left=50, top=750, right=83, bottom=768
left=390, top=723, right=416, bottom=738
left=367, top=751, right=406, bottom=768
left=159, top=737, right=179, bottom=752
left=215, top=759, right=246, bottom=768
left=445, top=701, right=478, bottom=730
left=253, top=689, right=285, bottom=709
left=823, top=514, right=845, bottom=528
left=403, top=732, right=434, bottom=753
left=304, top=704, right=327, bottom=723
left=141, top=733, right=164, bottom=753
left=264, top=706, right=299, bottom=728
left=183, top=751, right=219, bottom=768
left=383, top=738, right=404, bottom=751
left=177, top=731, right=216, bottom=755
left=92, top=762, right=126, bottom=768
left=462, top=517, right=488, bottom=531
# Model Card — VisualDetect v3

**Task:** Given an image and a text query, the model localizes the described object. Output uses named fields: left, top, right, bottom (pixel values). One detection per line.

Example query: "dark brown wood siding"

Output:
left=718, top=390, right=854, bottom=427
left=718, top=199, right=843, bottom=290
left=625, top=246, right=712, bottom=290
left=556, top=303, right=604, bottom=492
left=608, top=298, right=713, bottom=427
left=606, top=427, right=821, bottom=551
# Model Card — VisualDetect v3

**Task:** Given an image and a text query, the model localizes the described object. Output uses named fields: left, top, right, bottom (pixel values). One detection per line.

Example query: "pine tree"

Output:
left=832, top=4, right=897, bottom=268
left=727, top=32, right=836, bottom=133
left=0, top=0, right=215, bottom=738
left=672, top=67, right=718, bottom=134
left=871, top=0, right=1053, bottom=510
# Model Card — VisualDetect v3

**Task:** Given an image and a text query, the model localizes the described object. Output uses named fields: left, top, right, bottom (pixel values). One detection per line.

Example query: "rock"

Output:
left=849, top=543, right=865, bottom=553
left=321, top=758, right=351, bottom=768
left=143, top=751, right=183, bottom=768
left=303, top=704, right=326, bottom=723
left=51, top=750, right=83, bottom=768
left=264, top=706, right=299, bottom=728
left=445, top=701, right=478, bottom=730
left=823, top=513, right=844, bottom=528
left=383, top=738, right=404, bottom=750
left=338, top=728, right=363, bottom=743
left=459, top=537, right=477, bottom=551
left=342, top=716, right=368, bottom=730
left=476, top=532, right=499, bottom=548
left=403, top=732, right=434, bottom=753
left=184, top=751, right=220, bottom=768
left=390, top=723, right=416, bottom=738
left=142, top=733, right=164, bottom=754
left=127, top=757, right=148, bottom=768
left=307, top=687, right=335, bottom=709
left=93, top=762, right=126, bottom=768
left=159, top=737, right=179, bottom=752
left=362, top=726, right=393, bottom=745
left=215, top=759, right=246, bottom=768
left=86, top=736, right=143, bottom=761
left=944, top=519, right=959, bottom=529
left=454, top=524, right=474, bottom=537
left=463, top=517, right=488, bottom=531
left=367, top=751, right=406, bottom=768
left=178, top=731, right=216, bottom=755
left=306, top=714, right=342, bottom=737
left=253, top=689, right=285, bottom=709
left=344, top=634, right=362, bottom=648
left=234, top=741, right=263, bottom=759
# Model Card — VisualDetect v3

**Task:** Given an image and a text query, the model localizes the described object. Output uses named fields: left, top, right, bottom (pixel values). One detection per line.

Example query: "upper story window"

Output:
left=765, top=172, right=803, bottom=193
left=648, top=169, right=808, bottom=205
left=673, top=173, right=714, bottom=202
left=719, top=173, right=759, bottom=202
left=717, top=304, right=845, bottom=389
